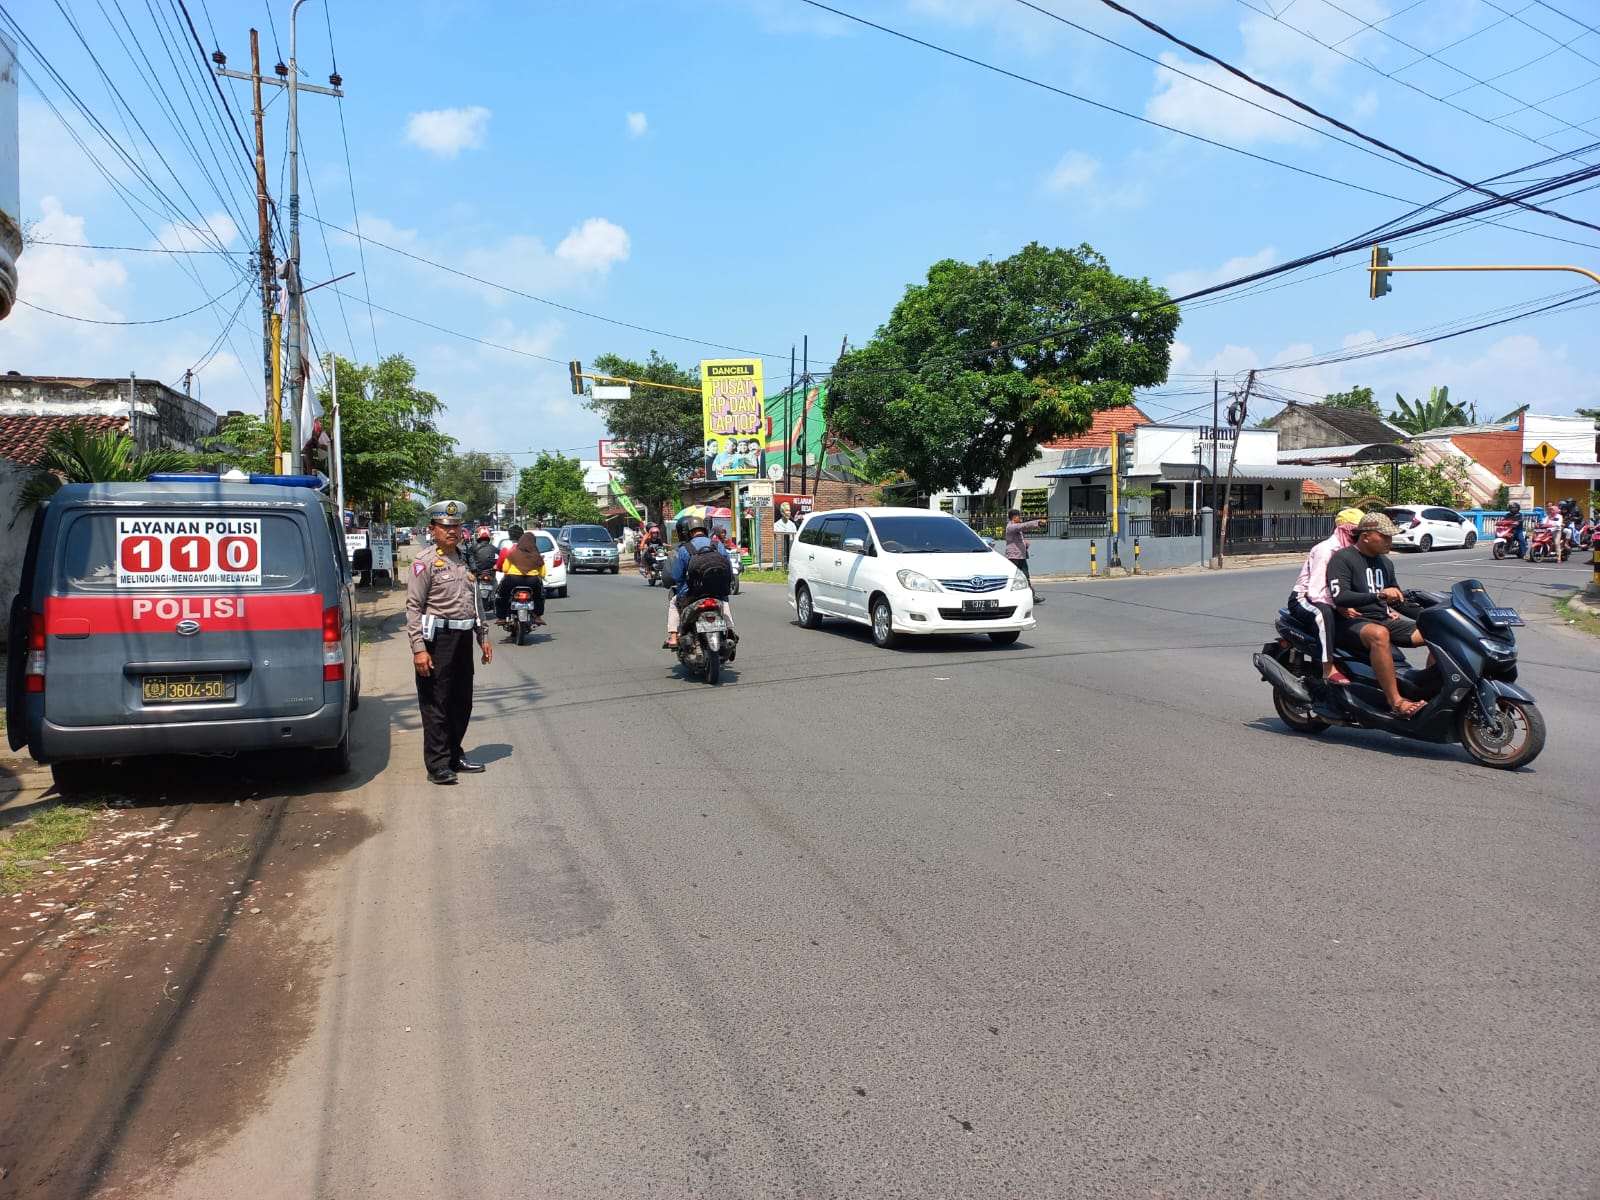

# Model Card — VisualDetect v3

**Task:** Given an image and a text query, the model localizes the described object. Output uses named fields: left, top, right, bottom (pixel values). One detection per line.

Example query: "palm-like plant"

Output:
left=1391, top=385, right=1467, bottom=434
left=15, top=424, right=195, bottom=515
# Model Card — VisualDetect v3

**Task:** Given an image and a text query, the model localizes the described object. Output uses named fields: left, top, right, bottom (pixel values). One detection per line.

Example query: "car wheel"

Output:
left=988, top=630, right=1021, bottom=646
left=50, top=759, right=105, bottom=795
left=870, top=597, right=898, bottom=649
left=610, top=565, right=619, bottom=574
left=1463, top=530, right=1477, bottom=549
left=1418, top=533, right=1433, bottom=551
left=795, top=583, right=821, bottom=629
left=349, top=661, right=362, bottom=712
left=316, top=729, right=352, bottom=776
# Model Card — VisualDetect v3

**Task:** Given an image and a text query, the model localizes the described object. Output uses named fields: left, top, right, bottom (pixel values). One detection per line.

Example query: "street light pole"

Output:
left=284, top=0, right=309, bottom=474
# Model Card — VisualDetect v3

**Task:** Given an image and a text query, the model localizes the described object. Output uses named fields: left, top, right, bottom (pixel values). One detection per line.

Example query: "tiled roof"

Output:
left=1302, top=479, right=1328, bottom=499
left=0, top=414, right=128, bottom=466
left=1041, top=405, right=1151, bottom=450
left=1261, top=403, right=1405, bottom=444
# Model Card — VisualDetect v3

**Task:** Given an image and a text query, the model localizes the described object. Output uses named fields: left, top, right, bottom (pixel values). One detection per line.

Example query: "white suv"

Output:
left=787, top=508, right=1036, bottom=648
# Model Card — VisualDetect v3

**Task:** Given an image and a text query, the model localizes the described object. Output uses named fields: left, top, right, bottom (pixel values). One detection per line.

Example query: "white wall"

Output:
left=1524, top=414, right=1595, bottom=460
left=0, top=459, right=37, bottom=639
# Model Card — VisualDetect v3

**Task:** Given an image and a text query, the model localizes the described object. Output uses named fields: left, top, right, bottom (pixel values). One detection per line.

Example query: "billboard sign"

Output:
left=598, top=439, right=635, bottom=466
left=701, top=358, right=765, bottom=481
left=117, top=516, right=263, bottom=588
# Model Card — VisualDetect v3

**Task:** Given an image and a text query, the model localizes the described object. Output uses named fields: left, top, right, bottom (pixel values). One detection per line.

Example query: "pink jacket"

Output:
left=1293, top=524, right=1356, bottom=604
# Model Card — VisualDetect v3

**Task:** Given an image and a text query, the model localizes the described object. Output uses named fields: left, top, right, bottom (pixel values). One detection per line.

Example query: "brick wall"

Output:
left=746, top=479, right=880, bottom=565
left=1450, top=429, right=1523, bottom=485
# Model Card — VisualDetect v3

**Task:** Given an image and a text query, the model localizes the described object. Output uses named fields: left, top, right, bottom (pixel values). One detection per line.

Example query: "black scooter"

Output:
left=1253, top=579, right=1545, bottom=769
left=670, top=595, right=737, bottom=685
left=644, top=545, right=671, bottom=587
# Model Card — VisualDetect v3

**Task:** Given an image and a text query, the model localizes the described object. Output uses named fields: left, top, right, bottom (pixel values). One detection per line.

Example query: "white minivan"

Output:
left=786, top=508, right=1036, bottom=648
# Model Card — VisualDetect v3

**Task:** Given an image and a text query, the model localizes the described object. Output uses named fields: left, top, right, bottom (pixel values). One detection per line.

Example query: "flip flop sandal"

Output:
left=1325, top=668, right=1353, bottom=685
left=1389, top=699, right=1425, bottom=718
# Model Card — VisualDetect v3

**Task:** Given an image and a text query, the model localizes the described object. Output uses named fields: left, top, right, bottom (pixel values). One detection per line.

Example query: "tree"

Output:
left=316, top=353, right=454, bottom=519
left=430, top=450, right=513, bottom=524
left=1348, top=456, right=1471, bottom=507
left=586, top=351, right=702, bottom=518
left=826, top=242, right=1178, bottom=507
left=195, top=412, right=286, bottom=475
left=1323, top=385, right=1380, bottom=415
left=389, top=495, right=426, bottom=529
left=16, top=425, right=193, bottom=514
left=517, top=451, right=604, bottom=525
left=1390, top=385, right=1465, bottom=434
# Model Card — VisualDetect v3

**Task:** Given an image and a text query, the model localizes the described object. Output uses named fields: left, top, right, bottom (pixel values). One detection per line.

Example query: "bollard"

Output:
left=1089, top=539, right=1097, bottom=576
left=1134, top=535, right=1141, bottom=574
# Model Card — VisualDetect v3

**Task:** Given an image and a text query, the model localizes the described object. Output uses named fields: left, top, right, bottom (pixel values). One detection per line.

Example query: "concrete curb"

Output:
left=1569, top=588, right=1600, bottom=619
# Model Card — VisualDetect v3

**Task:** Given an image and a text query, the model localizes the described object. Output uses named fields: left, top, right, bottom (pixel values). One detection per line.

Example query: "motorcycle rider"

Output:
left=465, top=526, right=500, bottom=575
left=1327, top=512, right=1428, bottom=718
left=494, top=529, right=546, bottom=626
left=1289, top=506, right=1364, bottom=684
left=1504, top=502, right=1528, bottom=559
left=664, top=515, right=735, bottom=651
left=637, top=523, right=665, bottom=576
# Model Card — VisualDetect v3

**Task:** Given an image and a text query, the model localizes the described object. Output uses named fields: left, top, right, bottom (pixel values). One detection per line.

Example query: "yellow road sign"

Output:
left=1530, top=441, right=1560, bottom=467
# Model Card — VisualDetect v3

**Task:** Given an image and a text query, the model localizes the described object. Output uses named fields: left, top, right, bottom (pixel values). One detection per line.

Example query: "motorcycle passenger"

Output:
left=1505, top=502, right=1527, bottom=559
left=1289, top=506, right=1364, bottom=684
left=1327, top=512, right=1428, bottom=718
left=638, top=523, right=665, bottom=575
left=494, top=531, right=546, bottom=626
left=664, top=516, right=735, bottom=650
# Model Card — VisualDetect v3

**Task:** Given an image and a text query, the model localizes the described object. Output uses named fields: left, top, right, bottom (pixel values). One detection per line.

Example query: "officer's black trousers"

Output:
left=416, top=628, right=475, bottom=773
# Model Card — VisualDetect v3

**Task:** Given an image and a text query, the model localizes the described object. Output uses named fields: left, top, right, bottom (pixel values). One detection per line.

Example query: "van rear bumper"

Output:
left=35, top=701, right=347, bottom=764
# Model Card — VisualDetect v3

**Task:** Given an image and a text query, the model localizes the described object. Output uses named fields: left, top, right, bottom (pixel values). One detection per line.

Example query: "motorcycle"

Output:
left=1528, top=524, right=1569, bottom=563
left=645, top=545, right=671, bottom=587
left=729, top=552, right=743, bottom=596
left=1253, top=578, right=1545, bottom=770
left=1490, top=516, right=1526, bottom=560
left=474, top=572, right=499, bottom=621
left=504, top=583, right=540, bottom=645
left=670, top=596, right=737, bottom=685
left=1565, top=512, right=1593, bottom=552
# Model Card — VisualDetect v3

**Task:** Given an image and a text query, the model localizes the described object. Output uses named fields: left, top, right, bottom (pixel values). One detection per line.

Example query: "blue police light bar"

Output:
left=146, top=472, right=326, bottom=489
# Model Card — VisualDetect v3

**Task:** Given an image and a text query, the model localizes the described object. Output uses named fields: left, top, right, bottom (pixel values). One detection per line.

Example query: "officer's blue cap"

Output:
left=426, top=500, right=466, bottom=526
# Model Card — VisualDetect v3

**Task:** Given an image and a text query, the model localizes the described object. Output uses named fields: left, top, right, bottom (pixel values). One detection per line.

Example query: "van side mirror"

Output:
left=843, top=537, right=865, bottom=553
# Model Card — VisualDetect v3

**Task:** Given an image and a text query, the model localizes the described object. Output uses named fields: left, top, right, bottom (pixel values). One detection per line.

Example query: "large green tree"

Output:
left=316, top=353, right=454, bottom=518
left=1323, top=385, right=1380, bottom=415
left=429, top=451, right=513, bottom=524
left=585, top=351, right=702, bottom=519
left=1349, top=457, right=1471, bottom=507
left=195, top=412, right=287, bottom=475
left=517, top=451, right=604, bottom=525
left=827, top=242, right=1179, bottom=506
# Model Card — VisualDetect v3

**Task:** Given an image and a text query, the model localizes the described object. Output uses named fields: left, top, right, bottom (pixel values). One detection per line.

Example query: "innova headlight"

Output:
left=1011, top=573, right=1030, bottom=590
left=896, top=569, right=941, bottom=592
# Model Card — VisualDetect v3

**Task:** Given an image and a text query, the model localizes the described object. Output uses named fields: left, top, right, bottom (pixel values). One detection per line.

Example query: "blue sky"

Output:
left=6, top=0, right=1598, bottom=473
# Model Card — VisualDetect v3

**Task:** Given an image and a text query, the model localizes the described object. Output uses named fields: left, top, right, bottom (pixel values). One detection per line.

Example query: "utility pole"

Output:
left=249, top=30, right=277, bottom=461
left=215, top=3, right=342, bottom=472
left=1217, top=370, right=1254, bottom=567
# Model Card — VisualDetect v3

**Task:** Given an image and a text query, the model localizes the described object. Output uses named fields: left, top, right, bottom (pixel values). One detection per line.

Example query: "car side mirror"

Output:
left=843, top=537, right=865, bottom=553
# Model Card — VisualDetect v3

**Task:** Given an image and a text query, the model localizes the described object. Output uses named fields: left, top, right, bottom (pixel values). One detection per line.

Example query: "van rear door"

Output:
left=42, top=508, right=327, bottom=729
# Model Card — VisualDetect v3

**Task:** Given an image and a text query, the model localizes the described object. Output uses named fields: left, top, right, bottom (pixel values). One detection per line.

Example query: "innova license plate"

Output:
left=964, top=598, right=999, bottom=610
left=142, top=673, right=233, bottom=704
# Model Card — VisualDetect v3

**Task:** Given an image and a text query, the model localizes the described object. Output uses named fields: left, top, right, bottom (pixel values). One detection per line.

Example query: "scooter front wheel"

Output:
left=1459, top=696, right=1545, bottom=769
left=1492, top=540, right=1506, bottom=560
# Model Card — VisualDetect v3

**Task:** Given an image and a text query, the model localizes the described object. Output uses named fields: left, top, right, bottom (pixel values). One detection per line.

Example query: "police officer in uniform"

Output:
left=407, top=500, right=494, bottom=784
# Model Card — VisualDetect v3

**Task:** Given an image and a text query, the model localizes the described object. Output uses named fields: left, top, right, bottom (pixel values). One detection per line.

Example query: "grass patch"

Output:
left=739, top=568, right=788, bottom=585
left=1557, top=593, right=1600, bottom=639
left=0, top=803, right=98, bottom=893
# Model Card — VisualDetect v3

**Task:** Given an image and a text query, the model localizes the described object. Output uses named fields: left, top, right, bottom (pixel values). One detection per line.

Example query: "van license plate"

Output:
left=964, top=599, right=999, bottom=610
left=142, top=674, right=233, bottom=704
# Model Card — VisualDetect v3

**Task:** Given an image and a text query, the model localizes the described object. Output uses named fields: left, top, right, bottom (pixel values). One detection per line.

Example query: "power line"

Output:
left=1090, top=0, right=1600, bottom=235
left=797, top=0, right=1431, bottom=208
left=18, top=278, right=249, bottom=324
left=26, top=238, right=248, bottom=254
left=327, top=288, right=567, bottom=364
left=305, top=214, right=788, bottom=360
left=324, top=0, right=380, bottom=363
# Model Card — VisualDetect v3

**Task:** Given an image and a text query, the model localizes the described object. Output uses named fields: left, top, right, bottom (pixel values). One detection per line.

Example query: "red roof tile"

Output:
left=0, top=415, right=129, bottom=467
left=1302, top=479, right=1328, bottom=499
left=1040, top=406, right=1151, bottom=450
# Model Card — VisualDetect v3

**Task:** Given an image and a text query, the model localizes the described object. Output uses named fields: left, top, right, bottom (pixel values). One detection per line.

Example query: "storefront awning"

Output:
left=1159, top=462, right=1350, bottom=481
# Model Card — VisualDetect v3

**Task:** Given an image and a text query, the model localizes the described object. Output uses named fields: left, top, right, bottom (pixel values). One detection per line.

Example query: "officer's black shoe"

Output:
left=453, top=758, right=486, bottom=773
left=428, top=768, right=459, bottom=785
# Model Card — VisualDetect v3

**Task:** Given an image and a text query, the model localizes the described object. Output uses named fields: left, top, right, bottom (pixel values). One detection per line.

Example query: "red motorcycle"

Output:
left=1528, top=524, right=1569, bottom=563
left=1490, top=516, right=1526, bottom=560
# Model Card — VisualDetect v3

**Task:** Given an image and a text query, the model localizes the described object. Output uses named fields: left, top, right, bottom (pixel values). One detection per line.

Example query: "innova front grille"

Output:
left=938, top=575, right=1009, bottom=593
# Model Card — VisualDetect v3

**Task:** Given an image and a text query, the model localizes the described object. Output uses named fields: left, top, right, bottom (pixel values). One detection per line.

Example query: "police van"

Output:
left=6, top=472, right=361, bottom=790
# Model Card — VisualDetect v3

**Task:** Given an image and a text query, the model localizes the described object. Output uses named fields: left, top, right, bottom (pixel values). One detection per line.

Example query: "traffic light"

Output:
left=569, top=360, right=583, bottom=395
left=1115, top=431, right=1134, bottom=479
left=1369, top=244, right=1393, bottom=299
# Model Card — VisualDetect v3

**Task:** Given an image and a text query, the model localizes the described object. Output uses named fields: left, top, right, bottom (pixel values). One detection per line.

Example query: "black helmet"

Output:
left=675, top=514, right=708, bottom=542
left=1508, top=501, right=1521, bottom=513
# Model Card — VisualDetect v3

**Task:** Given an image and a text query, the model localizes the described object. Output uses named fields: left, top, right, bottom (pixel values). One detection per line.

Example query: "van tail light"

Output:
left=322, top=605, right=346, bottom=682
left=25, top=623, right=45, bottom=694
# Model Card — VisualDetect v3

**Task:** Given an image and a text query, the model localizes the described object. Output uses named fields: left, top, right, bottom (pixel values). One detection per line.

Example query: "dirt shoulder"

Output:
left=0, top=583, right=407, bottom=1199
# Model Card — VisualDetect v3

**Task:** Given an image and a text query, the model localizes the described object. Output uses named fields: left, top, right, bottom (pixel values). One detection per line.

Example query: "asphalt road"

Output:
left=137, top=549, right=1598, bottom=1198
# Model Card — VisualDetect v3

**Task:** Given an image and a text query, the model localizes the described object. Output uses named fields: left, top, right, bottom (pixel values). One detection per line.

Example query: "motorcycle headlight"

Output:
left=1477, top=636, right=1515, bottom=658
left=896, top=569, right=941, bottom=593
left=1011, top=573, right=1030, bottom=591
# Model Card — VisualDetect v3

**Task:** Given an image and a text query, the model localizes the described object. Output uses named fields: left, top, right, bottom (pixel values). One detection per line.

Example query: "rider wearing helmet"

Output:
left=664, top=515, right=735, bottom=650
left=465, top=526, right=500, bottom=575
left=637, top=522, right=666, bottom=574
left=1505, top=501, right=1527, bottom=559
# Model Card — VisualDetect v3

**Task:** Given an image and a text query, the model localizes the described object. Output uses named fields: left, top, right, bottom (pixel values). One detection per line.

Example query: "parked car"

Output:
left=496, top=528, right=568, bottom=598
left=557, top=524, right=620, bottom=573
left=786, top=507, right=1035, bottom=648
left=1383, top=505, right=1478, bottom=551
left=395, top=527, right=412, bottom=546
left=7, top=472, right=361, bottom=791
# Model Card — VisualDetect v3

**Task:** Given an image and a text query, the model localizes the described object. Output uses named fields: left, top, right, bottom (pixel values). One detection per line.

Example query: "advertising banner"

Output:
left=772, top=493, right=813, bottom=534
left=116, top=516, right=263, bottom=588
left=701, top=359, right=765, bottom=481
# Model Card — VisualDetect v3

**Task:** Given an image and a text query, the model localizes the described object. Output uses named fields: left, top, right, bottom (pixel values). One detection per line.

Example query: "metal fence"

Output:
left=960, top=512, right=1203, bottom=540
left=1221, top=510, right=1335, bottom=553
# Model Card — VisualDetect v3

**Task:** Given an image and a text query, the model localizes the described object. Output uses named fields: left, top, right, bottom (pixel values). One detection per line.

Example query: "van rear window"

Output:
left=58, top=512, right=310, bottom=591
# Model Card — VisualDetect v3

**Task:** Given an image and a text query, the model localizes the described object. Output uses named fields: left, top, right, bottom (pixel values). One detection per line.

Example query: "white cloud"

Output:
left=1163, top=247, right=1277, bottom=296
left=151, top=211, right=240, bottom=255
left=1146, top=56, right=1312, bottom=146
left=405, top=106, right=491, bottom=157
left=555, top=218, right=631, bottom=275
left=626, top=111, right=648, bottom=137
left=11, top=197, right=128, bottom=338
left=1044, top=151, right=1099, bottom=193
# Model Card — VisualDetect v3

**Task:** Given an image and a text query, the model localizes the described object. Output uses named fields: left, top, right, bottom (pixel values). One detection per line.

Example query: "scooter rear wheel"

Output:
left=1459, top=696, right=1544, bottom=769
left=1273, top=686, right=1328, bottom=734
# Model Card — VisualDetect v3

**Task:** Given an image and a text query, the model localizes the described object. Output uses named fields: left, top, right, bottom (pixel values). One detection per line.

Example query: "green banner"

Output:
left=610, top=478, right=641, bottom=522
